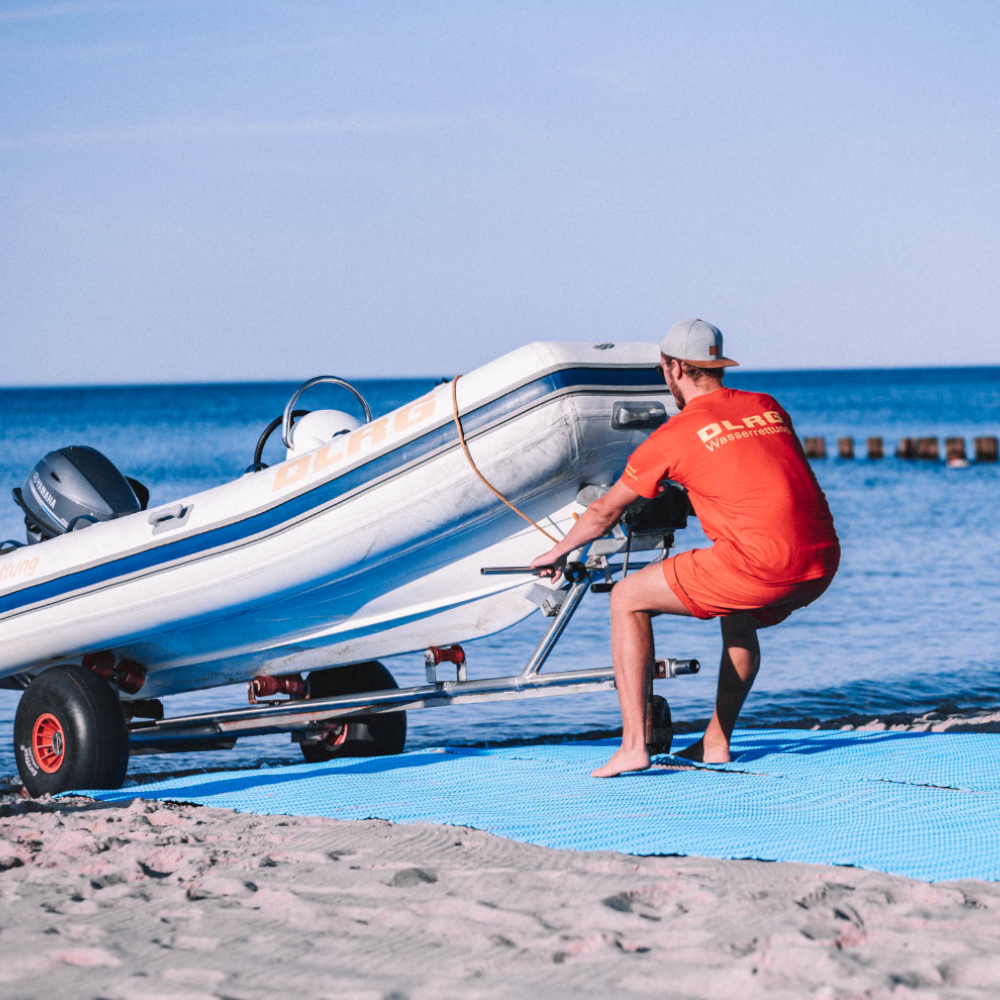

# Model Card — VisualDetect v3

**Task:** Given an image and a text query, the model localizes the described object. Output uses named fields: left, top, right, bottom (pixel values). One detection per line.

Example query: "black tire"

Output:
left=14, top=665, right=129, bottom=797
left=300, top=661, right=407, bottom=763
left=646, top=695, right=673, bottom=755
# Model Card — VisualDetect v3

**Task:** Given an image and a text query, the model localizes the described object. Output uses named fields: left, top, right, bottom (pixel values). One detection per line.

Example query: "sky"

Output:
left=1, top=0, right=998, bottom=385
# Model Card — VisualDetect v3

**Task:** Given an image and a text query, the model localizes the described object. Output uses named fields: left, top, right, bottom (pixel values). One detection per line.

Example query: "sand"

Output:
left=4, top=709, right=1000, bottom=1000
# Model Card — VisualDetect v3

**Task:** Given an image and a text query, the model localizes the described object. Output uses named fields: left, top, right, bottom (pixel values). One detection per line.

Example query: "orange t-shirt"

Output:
left=620, top=388, right=839, bottom=586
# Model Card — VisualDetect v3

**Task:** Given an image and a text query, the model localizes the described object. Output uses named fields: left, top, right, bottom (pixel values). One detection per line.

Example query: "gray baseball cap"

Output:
left=660, top=318, right=738, bottom=368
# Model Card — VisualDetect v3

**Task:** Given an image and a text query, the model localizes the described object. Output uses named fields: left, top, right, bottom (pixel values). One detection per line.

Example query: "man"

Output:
left=531, top=319, right=840, bottom=777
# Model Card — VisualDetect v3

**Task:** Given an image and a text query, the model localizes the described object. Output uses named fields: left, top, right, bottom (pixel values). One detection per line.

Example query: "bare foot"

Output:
left=675, top=738, right=731, bottom=764
left=590, top=746, right=651, bottom=778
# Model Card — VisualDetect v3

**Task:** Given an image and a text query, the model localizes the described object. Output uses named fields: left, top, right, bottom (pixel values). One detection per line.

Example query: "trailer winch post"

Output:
left=519, top=571, right=591, bottom=680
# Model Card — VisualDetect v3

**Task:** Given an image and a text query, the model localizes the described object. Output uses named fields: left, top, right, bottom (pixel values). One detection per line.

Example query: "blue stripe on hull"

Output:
left=0, top=367, right=664, bottom=619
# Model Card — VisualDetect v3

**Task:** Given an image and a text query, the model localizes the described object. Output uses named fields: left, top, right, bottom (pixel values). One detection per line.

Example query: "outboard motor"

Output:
left=12, top=446, right=145, bottom=544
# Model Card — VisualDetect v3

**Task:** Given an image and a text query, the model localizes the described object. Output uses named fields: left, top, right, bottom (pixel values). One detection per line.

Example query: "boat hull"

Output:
left=0, top=342, right=674, bottom=697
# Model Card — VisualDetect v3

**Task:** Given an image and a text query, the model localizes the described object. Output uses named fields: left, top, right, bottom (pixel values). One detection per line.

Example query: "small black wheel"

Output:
left=14, top=665, right=129, bottom=797
left=646, top=694, right=673, bottom=755
left=300, top=661, right=407, bottom=762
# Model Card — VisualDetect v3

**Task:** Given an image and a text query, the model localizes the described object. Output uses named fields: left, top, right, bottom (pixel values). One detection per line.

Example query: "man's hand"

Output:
left=527, top=480, right=643, bottom=581
left=529, top=550, right=567, bottom=581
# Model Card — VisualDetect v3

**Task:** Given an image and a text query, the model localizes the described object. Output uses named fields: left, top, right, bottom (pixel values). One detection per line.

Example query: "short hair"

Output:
left=662, top=355, right=724, bottom=382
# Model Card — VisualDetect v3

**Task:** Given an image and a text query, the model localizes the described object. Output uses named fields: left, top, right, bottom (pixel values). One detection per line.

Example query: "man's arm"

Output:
left=529, top=480, right=643, bottom=578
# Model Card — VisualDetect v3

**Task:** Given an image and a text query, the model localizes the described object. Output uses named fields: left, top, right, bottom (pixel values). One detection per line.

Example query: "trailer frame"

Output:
left=127, top=559, right=700, bottom=754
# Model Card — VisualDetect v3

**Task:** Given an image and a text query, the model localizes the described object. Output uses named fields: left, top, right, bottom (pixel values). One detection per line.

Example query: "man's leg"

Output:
left=592, top=561, right=692, bottom=778
left=677, top=612, right=760, bottom=764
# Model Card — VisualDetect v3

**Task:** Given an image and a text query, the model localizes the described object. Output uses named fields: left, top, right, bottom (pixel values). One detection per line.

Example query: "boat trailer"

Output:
left=127, top=555, right=700, bottom=754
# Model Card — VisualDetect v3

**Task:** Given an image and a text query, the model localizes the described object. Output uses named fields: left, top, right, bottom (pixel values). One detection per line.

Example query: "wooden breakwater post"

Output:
left=945, top=438, right=968, bottom=464
left=974, top=436, right=999, bottom=462
left=796, top=434, right=995, bottom=463
left=917, top=437, right=940, bottom=461
left=803, top=437, right=827, bottom=459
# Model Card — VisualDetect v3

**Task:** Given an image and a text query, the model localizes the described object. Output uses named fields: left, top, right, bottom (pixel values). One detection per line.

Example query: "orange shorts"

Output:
left=662, top=546, right=836, bottom=628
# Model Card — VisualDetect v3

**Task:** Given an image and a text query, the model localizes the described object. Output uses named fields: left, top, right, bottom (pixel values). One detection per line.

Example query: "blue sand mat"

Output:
left=76, top=730, right=1000, bottom=883
left=680, top=728, right=1000, bottom=792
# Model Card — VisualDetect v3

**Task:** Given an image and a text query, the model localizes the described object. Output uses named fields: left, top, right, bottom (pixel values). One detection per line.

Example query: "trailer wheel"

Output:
left=301, top=661, right=407, bottom=762
left=646, top=695, right=673, bottom=755
left=14, top=665, right=129, bottom=797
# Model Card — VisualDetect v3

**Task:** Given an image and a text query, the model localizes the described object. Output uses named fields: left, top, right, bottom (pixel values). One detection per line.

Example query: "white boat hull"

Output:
left=0, top=342, right=675, bottom=698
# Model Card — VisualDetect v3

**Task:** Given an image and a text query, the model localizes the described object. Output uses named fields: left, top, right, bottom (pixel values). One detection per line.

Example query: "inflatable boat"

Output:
left=0, top=341, right=699, bottom=794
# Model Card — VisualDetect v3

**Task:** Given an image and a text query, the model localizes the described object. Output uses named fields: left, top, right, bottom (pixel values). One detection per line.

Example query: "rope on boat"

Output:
left=450, top=375, right=558, bottom=543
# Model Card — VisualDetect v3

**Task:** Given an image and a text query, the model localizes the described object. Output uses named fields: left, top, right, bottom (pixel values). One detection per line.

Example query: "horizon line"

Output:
left=2, top=362, right=1000, bottom=392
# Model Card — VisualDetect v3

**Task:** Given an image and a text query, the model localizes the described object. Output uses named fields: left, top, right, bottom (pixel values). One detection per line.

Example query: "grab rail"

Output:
left=281, top=376, right=373, bottom=450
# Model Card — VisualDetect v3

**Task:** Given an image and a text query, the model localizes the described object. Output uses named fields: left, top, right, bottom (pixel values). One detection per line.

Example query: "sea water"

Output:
left=1, top=367, right=998, bottom=778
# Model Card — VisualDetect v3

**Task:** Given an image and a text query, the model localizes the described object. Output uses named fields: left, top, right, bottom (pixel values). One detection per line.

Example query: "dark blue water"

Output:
left=2, top=367, right=999, bottom=778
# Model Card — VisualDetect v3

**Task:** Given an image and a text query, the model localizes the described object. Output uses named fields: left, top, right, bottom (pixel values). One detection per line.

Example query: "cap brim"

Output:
left=680, top=356, right=739, bottom=368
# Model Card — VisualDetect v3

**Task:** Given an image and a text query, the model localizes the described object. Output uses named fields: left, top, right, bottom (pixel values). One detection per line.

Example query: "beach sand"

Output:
left=4, top=708, right=1000, bottom=1000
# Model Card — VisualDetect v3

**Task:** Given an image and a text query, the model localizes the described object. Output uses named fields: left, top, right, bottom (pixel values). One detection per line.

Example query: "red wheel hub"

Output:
left=321, top=724, right=348, bottom=749
left=32, top=713, right=66, bottom=773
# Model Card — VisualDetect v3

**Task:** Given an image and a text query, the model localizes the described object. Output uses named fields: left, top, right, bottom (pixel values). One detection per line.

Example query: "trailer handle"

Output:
left=481, top=561, right=588, bottom=583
